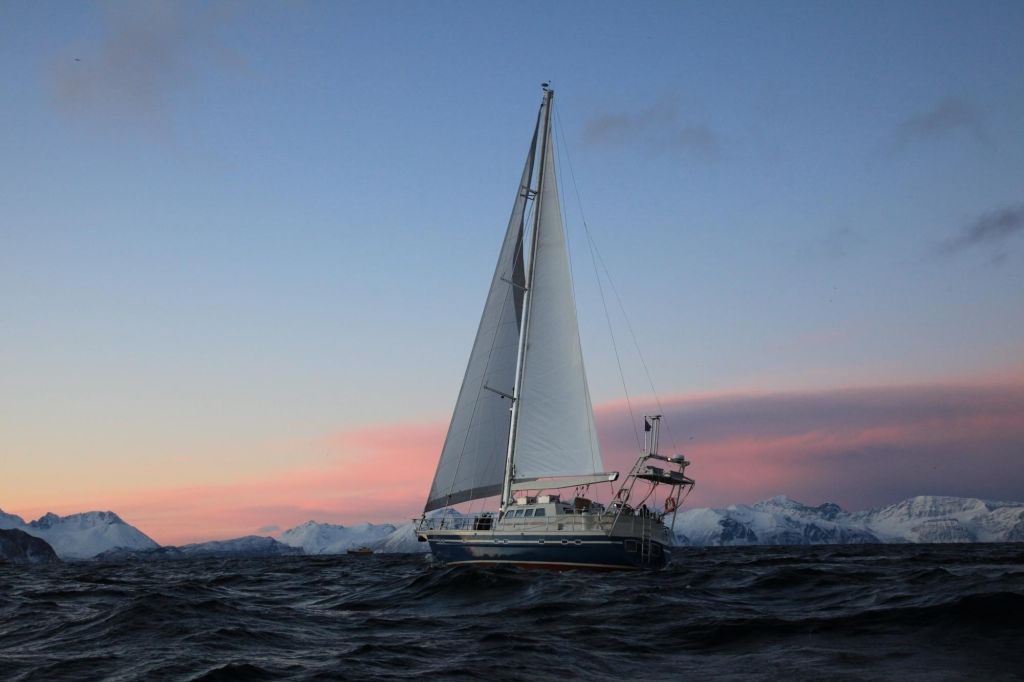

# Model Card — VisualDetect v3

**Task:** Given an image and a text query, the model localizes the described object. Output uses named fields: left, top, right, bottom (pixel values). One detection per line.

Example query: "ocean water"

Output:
left=1, top=544, right=1022, bottom=681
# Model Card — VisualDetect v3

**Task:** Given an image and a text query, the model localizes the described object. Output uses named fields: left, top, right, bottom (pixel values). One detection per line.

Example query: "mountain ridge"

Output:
left=676, top=494, right=1024, bottom=547
left=0, top=509, right=158, bottom=559
left=3, top=495, right=1021, bottom=560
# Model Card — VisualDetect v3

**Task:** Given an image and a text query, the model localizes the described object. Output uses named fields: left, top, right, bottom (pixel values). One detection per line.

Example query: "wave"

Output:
left=1, top=544, right=1022, bottom=680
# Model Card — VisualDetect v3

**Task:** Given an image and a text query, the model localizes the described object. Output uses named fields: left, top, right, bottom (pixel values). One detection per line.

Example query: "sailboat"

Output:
left=416, top=86, right=695, bottom=570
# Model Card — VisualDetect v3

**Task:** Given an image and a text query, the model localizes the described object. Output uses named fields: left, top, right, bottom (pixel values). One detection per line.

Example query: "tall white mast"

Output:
left=500, top=86, right=554, bottom=513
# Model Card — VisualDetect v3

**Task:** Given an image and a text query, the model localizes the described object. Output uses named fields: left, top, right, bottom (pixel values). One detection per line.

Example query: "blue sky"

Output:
left=2, top=1, right=1023, bottom=537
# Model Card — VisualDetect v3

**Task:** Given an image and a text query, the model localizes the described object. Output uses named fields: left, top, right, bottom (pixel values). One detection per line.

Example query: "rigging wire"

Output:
left=553, top=105, right=681, bottom=455
left=587, top=241, right=682, bottom=454
left=553, top=107, right=642, bottom=453
left=585, top=241, right=679, bottom=454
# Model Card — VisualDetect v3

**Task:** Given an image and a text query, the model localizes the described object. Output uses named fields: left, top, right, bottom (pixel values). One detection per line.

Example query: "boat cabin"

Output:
left=499, top=495, right=606, bottom=522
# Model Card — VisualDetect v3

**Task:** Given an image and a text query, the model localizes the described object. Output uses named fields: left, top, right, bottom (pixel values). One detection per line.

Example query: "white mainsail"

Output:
left=423, top=127, right=537, bottom=512
left=512, top=128, right=604, bottom=479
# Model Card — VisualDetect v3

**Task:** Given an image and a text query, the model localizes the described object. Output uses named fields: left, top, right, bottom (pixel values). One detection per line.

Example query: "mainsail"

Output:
left=513, top=127, right=603, bottom=479
left=423, top=124, right=537, bottom=512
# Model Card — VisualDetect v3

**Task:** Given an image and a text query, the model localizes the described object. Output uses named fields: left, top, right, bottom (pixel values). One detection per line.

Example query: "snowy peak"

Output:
left=30, top=512, right=61, bottom=528
left=179, top=535, right=301, bottom=556
left=95, top=535, right=303, bottom=561
left=857, top=495, right=1024, bottom=543
left=376, top=522, right=430, bottom=554
left=754, top=495, right=803, bottom=510
left=287, top=509, right=466, bottom=555
left=0, top=508, right=27, bottom=526
left=0, top=509, right=157, bottom=559
left=870, top=495, right=987, bottom=523
left=750, top=497, right=847, bottom=522
left=676, top=499, right=877, bottom=547
left=292, top=520, right=328, bottom=531
left=811, top=502, right=844, bottom=521
left=278, top=520, right=398, bottom=554
left=676, top=495, right=1024, bottom=547
left=29, top=510, right=127, bottom=530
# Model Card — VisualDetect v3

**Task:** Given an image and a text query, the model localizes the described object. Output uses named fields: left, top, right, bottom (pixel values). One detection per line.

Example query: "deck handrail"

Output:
left=416, top=513, right=622, bottom=533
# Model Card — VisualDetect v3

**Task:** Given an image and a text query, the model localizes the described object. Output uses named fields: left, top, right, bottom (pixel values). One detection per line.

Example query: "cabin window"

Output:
left=524, top=509, right=535, bottom=517
left=534, top=508, right=546, bottom=517
left=512, top=509, right=523, bottom=517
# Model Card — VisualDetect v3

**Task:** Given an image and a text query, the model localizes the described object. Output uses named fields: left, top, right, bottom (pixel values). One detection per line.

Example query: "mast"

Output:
left=500, top=86, right=554, bottom=512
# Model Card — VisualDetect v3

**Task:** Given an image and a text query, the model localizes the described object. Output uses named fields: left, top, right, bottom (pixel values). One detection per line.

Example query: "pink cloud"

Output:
left=13, top=421, right=446, bottom=545
left=10, top=381, right=1023, bottom=545
left=595, top=383, right=1024, bottom=510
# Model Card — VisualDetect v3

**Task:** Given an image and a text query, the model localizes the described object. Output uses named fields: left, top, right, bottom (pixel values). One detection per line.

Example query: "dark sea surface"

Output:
left=1, top=544, right=1022, bottom=681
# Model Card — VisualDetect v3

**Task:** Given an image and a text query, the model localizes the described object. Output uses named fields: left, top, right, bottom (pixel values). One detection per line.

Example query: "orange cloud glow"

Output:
left=6, top=381, right=1023, bottom=545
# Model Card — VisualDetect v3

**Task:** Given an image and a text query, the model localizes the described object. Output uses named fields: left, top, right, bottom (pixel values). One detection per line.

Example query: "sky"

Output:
left=1, top=0, right=1022, bottom=544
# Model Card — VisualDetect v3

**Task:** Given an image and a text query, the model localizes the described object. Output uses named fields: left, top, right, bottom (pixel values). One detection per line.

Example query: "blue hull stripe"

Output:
left=426, top=533, right=669, bottom=570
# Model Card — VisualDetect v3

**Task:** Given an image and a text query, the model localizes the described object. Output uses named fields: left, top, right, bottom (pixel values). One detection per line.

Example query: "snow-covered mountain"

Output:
left=371, top=509, right=472, bottom=554
left=0, top=509, right=158, bottom=560
left=178, top=535, right=303, bottom=556
left=96, top=535, right=303, bottom=560
left=376, top=521, right=430, bottom=554
left=276, top=510, right=469, bottom=555
left=673, top=495, right=1024, bottom=546
left=1, top=509, right=26, bottom=526
left=852, top=496, right=1024, bottom=543
left=278, top=521, right=398, bottom=554
left=4, top=496, right=1019, bottom=561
